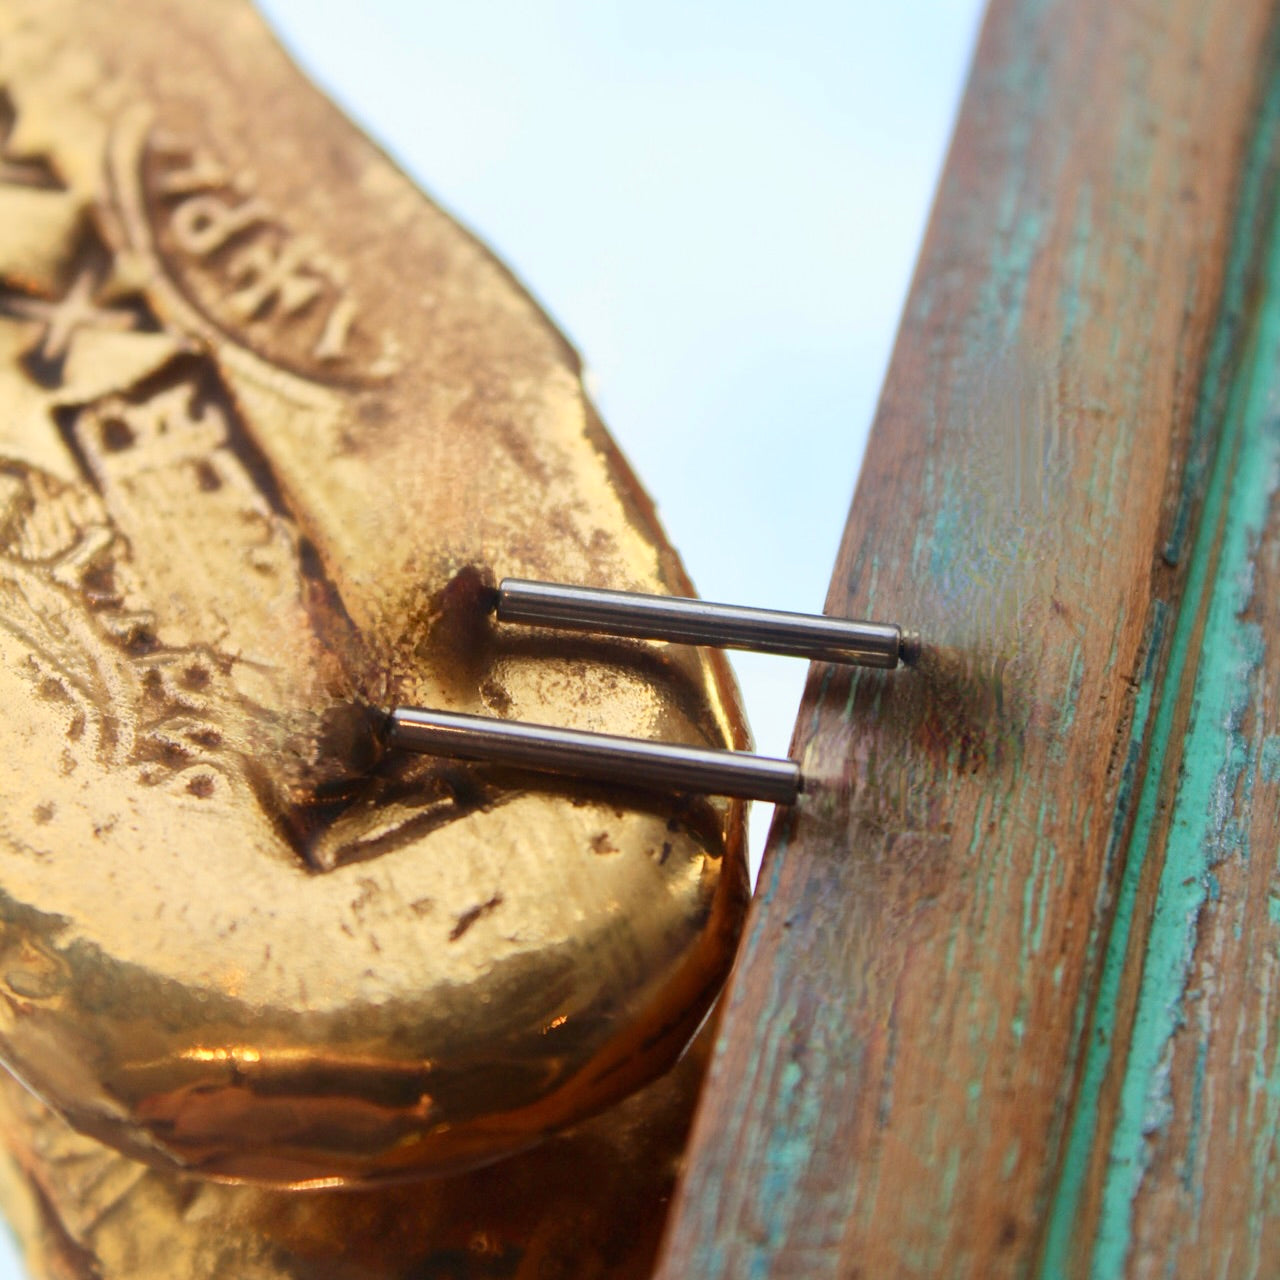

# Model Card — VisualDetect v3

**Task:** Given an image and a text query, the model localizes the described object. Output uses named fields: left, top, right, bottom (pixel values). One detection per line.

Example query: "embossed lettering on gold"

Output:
left=225, top=234, right=326, bottom=320
left=76, top=383, right=230, bottom=481
left=148, top=137, right=387, bottom=376
left=169, top=189, right=270, bottom=257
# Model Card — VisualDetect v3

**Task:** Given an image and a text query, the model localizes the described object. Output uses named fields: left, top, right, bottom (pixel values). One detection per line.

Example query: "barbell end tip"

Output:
left=899, top=629, right=923, bottom=667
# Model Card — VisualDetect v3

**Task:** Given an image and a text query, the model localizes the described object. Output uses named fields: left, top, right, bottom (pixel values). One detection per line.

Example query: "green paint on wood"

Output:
left=1260, top=734, right=1280, bottom=784
left=1040, top=52, right=1280, bottom=1278
left=1060, top=186, right=1094, bottom=341
left=1090, top=355, right=1266, bottom=1272
left=1039, top=602, right=1167, bottom=1276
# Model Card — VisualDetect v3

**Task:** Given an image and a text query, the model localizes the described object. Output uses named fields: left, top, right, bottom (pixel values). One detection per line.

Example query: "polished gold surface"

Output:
left=0, top=0, right=749, bottom=1200
left=0, top=1026, right=715, bottom=1279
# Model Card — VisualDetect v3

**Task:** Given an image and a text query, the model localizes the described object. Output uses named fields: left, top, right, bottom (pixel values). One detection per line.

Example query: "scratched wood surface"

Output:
left=656, top=1, right=1280, bottom=1276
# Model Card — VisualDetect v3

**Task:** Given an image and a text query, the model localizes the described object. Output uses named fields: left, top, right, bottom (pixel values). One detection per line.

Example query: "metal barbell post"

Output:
left=495, top=578, right=919, bottom=668
left=387, top=707, right=802, bottom=805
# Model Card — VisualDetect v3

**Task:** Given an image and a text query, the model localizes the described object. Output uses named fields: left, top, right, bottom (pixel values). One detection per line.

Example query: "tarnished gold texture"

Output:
left=0, top=1027, right=715, bottom=1280
left=0, top=0, right=749, bottom=1190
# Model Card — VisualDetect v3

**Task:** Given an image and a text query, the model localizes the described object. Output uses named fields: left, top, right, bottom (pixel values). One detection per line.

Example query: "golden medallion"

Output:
left=0, top=0, right=749, bottom=1268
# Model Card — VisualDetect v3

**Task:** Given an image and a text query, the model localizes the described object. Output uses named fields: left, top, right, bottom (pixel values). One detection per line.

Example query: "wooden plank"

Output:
left=1042, top=67, right=1280, bottom=1277
left=655, top=1, right=1280, bottom=1275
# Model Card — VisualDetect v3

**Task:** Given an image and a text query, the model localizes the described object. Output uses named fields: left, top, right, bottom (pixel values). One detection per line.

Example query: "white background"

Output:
left=0, top=3, right=983, bottom=1273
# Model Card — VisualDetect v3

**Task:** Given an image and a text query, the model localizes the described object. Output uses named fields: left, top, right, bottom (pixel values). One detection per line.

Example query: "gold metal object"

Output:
left=0, top=0, right=749, bottom=1250
left=0, top=1025, right=716, bottom=1279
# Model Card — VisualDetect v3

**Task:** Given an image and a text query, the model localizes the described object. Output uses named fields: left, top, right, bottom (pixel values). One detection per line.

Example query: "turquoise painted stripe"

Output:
left=1088, top=191, right=1280, bottom=1280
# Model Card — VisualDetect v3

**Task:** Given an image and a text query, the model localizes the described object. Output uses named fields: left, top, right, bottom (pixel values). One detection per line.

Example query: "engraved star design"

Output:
left=0, top=263, right=139, bottom=366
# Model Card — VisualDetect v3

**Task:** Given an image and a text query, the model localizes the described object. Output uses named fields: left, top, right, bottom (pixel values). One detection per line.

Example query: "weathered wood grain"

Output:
left=1042, top=64, right=1280, bottom=1278
left=655, top=0, right=1280, bottom=1275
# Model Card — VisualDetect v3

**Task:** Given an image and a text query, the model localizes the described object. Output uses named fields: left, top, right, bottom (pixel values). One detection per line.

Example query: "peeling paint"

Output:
left=1040, top=57, right=1280, bottom=1275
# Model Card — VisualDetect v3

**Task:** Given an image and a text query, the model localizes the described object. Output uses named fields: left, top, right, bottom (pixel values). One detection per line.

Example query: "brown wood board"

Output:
left=656, top=0, right=1280, bottom=1275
